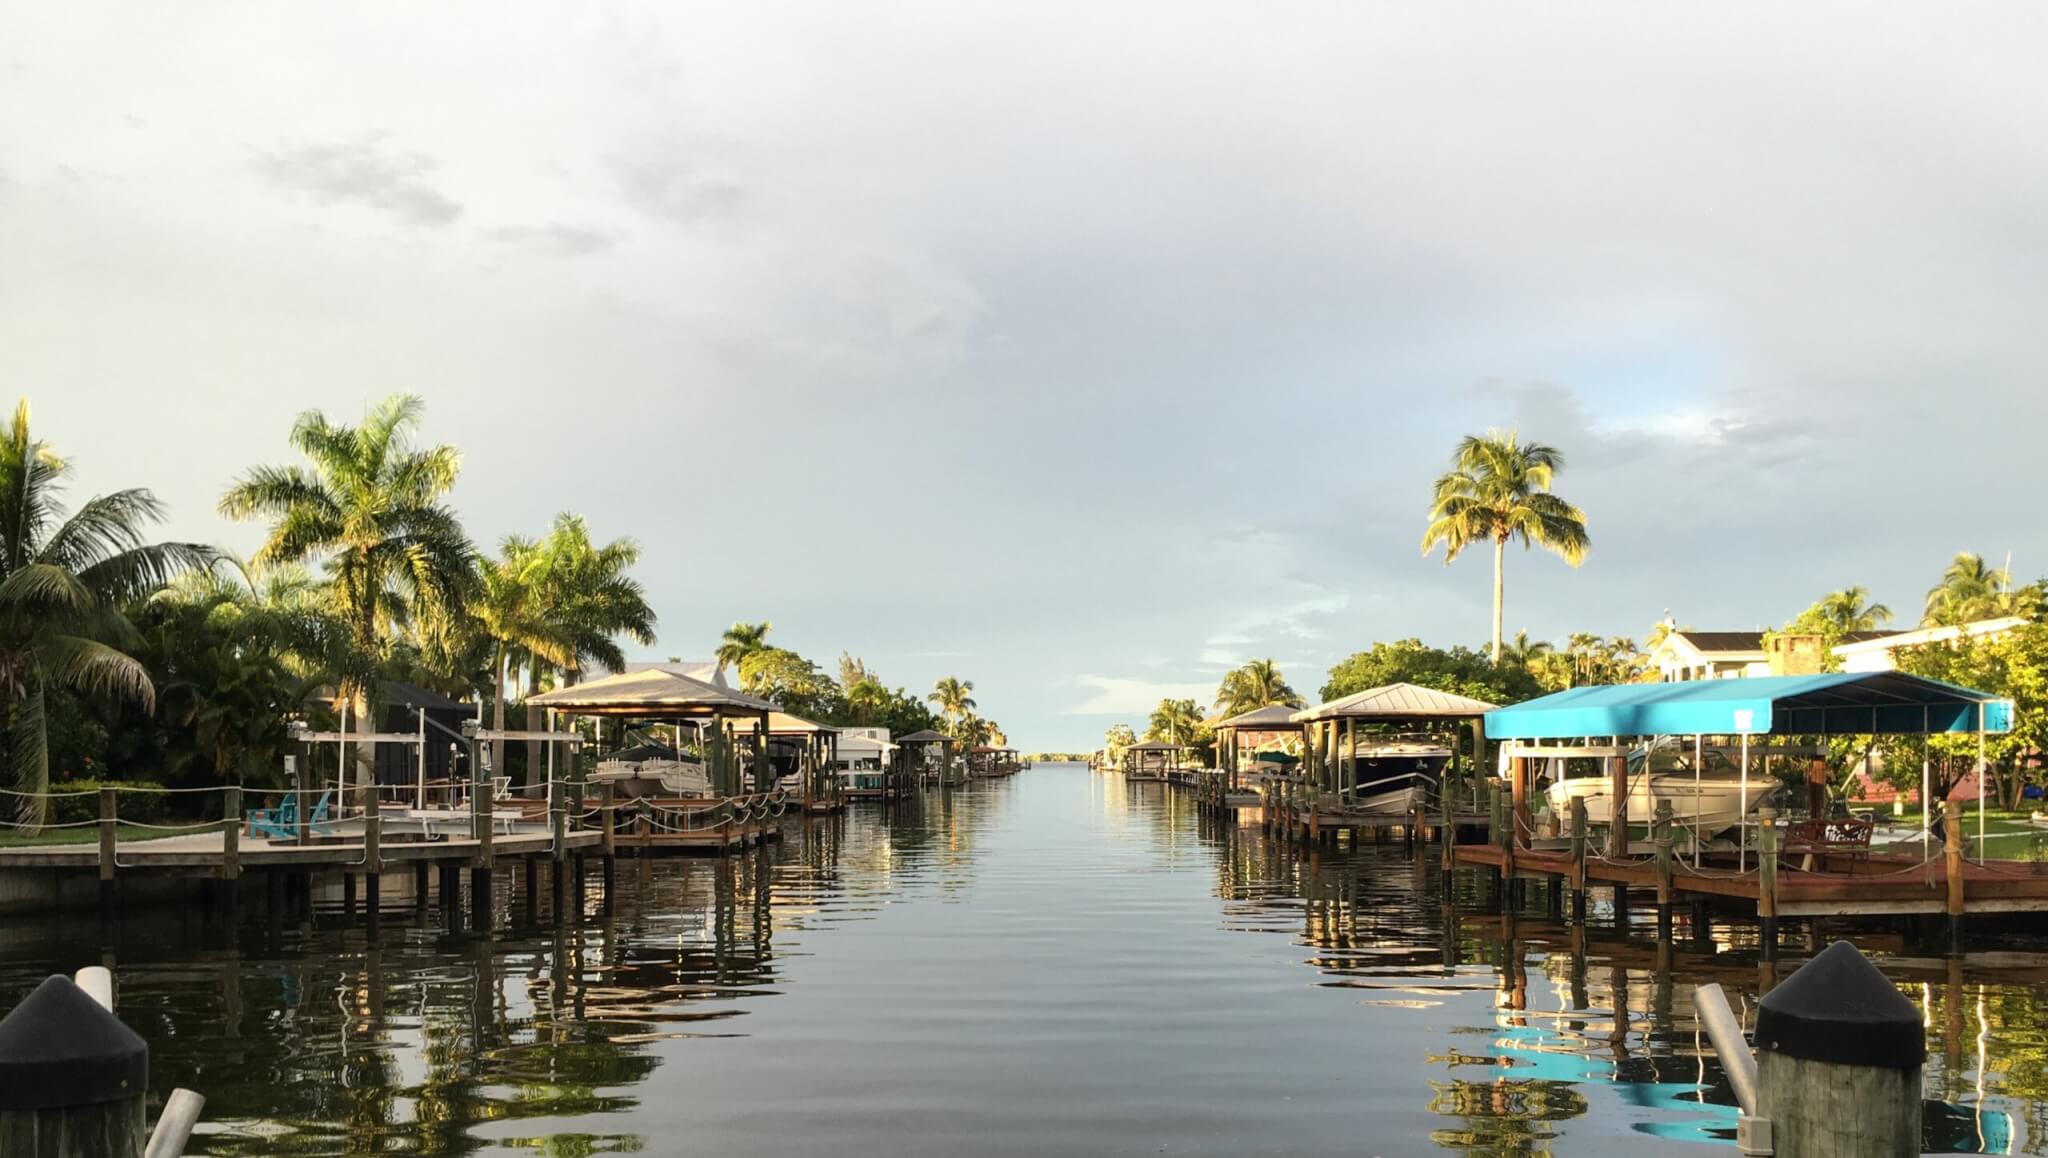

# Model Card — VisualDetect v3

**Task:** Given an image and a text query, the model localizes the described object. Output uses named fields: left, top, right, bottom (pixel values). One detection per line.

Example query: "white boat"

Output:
left=1341, top=741, right=1452, bottom=815
left=593, top=757, right=713, bottom=798
left=1541, top=743, right=1777, bottom=839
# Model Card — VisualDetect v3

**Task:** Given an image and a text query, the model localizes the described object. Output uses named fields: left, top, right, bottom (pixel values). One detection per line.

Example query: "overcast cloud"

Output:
left=3, top=3, right=2044, bottom=748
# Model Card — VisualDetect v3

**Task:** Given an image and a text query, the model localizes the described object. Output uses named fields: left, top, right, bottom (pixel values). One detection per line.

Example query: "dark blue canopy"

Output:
left=1483, top=672, right=2012, bottom=740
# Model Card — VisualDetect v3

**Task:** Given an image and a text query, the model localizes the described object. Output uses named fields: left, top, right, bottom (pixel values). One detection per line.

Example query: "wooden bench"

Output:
left=1780, top=817, right=1875, bottom=868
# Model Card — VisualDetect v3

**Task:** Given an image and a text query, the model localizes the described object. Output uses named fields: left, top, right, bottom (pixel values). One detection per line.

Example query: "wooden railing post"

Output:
left=1757, top=806, right=1779, bottom=962
left=220, top=786, right=241, bottom=885
left=98, top=787, right=118, bottom=917
left=1653, top=799, right=1675, bottom=941
left=1944, top=798, right=1966, bottom=954
left=1568, top=795, right=1588, bottom=924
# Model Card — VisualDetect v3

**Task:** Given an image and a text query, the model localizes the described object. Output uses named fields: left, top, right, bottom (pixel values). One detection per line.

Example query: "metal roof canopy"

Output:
left=1126, top=741, right=1183, bottom=752
left=1483, top=672, right=2014, bottom=740
left=1215, top=704, right=1305, bottom=731
left=1294, top=682, right=1497, bottom=723
left=526, top=668, right=774, bottom=718
left=896, top=730, right=951, bottom=743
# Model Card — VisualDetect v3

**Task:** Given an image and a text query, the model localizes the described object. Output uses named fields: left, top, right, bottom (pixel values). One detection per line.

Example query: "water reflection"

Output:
left=1202, top=808, right=2041, bottom=1153
left=0, top=770, right=2043, bottom=1154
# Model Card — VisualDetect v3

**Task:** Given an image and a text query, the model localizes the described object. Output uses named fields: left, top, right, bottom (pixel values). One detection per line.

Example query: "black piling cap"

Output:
left=0, top=975, right=148, bottom=1110
left=1755, top=941, right=1924, bottom=1071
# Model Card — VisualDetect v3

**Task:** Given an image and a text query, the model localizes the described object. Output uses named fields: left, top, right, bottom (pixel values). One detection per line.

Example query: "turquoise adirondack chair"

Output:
left=246, top=789, right=336, bottom=841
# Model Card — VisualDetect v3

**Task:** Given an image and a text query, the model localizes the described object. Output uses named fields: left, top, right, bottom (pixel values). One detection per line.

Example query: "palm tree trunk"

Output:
left=1491, top=536, right=1507, bottom=665
left=491, top=643, right=508, bottom=785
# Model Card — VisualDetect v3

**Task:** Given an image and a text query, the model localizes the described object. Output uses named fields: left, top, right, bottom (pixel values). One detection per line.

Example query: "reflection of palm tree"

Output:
left=1422, top=429, right=1590, bottom=665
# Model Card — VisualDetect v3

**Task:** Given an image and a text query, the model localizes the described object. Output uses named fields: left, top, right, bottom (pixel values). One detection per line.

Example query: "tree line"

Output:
left=10, top=394, right=996, bottom=831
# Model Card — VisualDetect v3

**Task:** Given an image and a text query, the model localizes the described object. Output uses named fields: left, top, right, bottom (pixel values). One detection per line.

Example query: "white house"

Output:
left=1651, top=618, right=2028, bottom=681
left=833, top=727, right=893, bottom=771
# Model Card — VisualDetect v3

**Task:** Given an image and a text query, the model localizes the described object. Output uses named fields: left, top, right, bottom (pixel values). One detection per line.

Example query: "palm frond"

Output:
left=41, top=635, right=156, bottom=711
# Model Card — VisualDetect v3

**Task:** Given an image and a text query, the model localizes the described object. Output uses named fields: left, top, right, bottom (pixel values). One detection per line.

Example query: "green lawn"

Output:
left=0, top=824, right=199, bottom=849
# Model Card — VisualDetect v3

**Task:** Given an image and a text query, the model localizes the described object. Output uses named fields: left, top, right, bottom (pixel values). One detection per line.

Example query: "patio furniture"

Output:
left=247, top=789, right=337, bottom=841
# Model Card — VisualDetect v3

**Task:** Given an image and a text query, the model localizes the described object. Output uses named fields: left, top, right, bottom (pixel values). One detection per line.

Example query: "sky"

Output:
left=4, top=3, right=2046, bottom=750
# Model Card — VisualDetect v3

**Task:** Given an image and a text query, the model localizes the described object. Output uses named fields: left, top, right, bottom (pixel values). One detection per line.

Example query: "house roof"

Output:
left=1484, top=671, right=2012, bottom=740
left=765, top=711, right=836, bottom=735
left=383, top=681, right=466, bottom=712
left=1215, top=704, right=1305, bottom=731
left=1293, top=682, right=1497, bottom=723
left=526, top=668, right=774, bottom=716
left=1669, top=631, right=1767, bottom=656
left=1833, top=617, right=2026, bottom=655
left=613, top=660, right=727, bottom=687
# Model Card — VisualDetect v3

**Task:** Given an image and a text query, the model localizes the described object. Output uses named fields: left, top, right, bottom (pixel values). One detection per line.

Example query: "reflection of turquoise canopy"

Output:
left=1483, top=1022, right=2012, bottom=1152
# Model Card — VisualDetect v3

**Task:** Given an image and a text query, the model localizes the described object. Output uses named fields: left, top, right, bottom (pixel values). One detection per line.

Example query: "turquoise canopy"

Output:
left=1483, top=672, right=2013, bottom=740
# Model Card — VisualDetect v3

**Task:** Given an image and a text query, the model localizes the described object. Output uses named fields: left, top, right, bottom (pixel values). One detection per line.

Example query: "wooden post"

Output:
left=1943, top=798, right=1965, bottom=954
left=1568, top=795, right=1588, bottom=924
left=363, top=807, right=382, bottom=936
left=468, top=729, right=491, bottom=933
left=0, top=976, right=149, bottom=1157
left=1758, top=806, right=1779, bottom=962
left=1752, top=940, right=1923, bottom=1157
left=1607, top=753, right=1628, bottom=859
left=1508, top=756, right=1527, bottom=849
left=97, top=787, right=118, bottom=918
left=220, top=787, right=240, bottom=886
left=1653, top=799, right=1675, bottom=942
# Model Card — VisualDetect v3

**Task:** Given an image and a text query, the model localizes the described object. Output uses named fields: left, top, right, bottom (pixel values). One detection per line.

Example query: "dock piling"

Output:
left=1943, top=799, right=1966, bottom=954
left=1751, top=941, right=1923, bottom=1157
left=1758, top=807, right=1779, bottom=963
left=97, top=787, right=119, bottom=922
left=0, top=975, right=150, bottom=1157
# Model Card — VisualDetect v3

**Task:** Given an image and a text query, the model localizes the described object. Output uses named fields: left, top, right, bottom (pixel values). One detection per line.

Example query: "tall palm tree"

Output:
left=0, top=401, right=212, bottom=827
left=473, top=537, right=574, bottom=777
left=1146, top=697, right=1202, bottom=748
left=714, top=621, right=772, bottom=680
left=1499, top=631, right=1554, bottom=669
left=532, top=515, right=657, bottom=685
left=1815, top=586, right=1893, bottom=633
left=220, top=394, right=476, bottom=791
left=928, top=676, right=976, bottom=734
left=1214, top=658, right=1305, bottom=717
left=1421, top=429, right=1590, bottom=665
left=1924, top=553, right=2011, bottom=626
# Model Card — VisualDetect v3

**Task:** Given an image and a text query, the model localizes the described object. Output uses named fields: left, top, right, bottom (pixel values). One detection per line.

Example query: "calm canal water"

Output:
left=3, top=764, right=2046, bottom=1155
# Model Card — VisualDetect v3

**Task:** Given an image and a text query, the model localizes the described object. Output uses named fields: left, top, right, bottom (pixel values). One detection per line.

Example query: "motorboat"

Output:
left=593, top=755, right=713, bottom=799
left=1541, top=740, right=1779, bottom=840
left=1339, top=741, right=1452, bottom=815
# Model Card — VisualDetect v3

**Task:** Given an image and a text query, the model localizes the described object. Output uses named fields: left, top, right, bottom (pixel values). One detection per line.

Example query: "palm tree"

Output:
left=1499, top=631, right=1554, bottom=669
left=472, top=537, right=574, bottom=777
left=1924, top=553, right=2012, bottom=626
left=929, top=676, right=976, bottom=734
left=1815, top=586, right=1893, bottom=633
left=220, top=394, right=476, bottom=791
left=714, top=621, right=772, bottom=680
left=1214, top=658, right=1305, bottom=717
left=1145, top=697, right=1202, bottom=747
left=0, top=401, right=212, bottom=827
left=533, top=515, right=657, bottom=684
left=1421, top=429, right=1590, bottom=665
